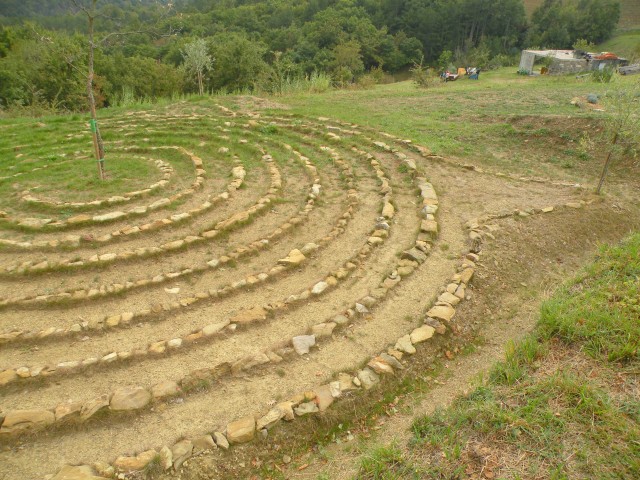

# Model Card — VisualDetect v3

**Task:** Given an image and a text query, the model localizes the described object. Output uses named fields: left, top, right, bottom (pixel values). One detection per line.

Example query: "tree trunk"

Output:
left=596, top=132, right=618, bottom=195
left=197, top=71, right=204, bottom=96
left=86, top=0, right=105, bottom=180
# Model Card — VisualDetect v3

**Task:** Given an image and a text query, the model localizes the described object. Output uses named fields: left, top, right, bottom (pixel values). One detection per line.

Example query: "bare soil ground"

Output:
left=0, top=100, right=638, bottom=480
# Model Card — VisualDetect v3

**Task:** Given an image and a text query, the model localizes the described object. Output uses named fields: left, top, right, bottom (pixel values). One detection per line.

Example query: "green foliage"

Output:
left=529, top=0, right=621, bottom=48
left=410, top=58, right=439, bottom=88
left=539, top=232, right=640, bottom=362
left=357, top=443, right=420, bottom=479
left=0, top=0, right=625, bottom=113
left=181, top=38, right=213, bottom=95
left=591, top=67, right=615, bottom=83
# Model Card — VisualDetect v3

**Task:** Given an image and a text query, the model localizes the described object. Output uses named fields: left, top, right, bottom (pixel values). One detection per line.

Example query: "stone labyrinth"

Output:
left=0, top=103, right=590, bottom=479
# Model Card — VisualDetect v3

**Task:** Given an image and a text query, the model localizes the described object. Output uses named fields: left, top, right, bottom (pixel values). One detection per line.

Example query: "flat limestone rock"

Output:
left=314, top=384, right=335, bottom=411
left=395, top=334, right=416, bottom=354
left=410, top=325, right=436, bottom=344
left=151, top=380, right=180, bottom=399
left=292, top=335, right=316, bottom=355
left=438, top=292, right=461, bottom=306
left=113, top=450, right=157, bottom=472
left=427, top=304, right=456, bottom=322
left=294, top=401, right=318, bottom=416
left=226, top=416, right=256, bottom=444
left=192, top=435, right=216, bottom=453
left=110, top=387, right=151, bottom=411
left=402, top=248, right=427, bottom=264
left=230, top=306, right=267, bottom=325
left=52, top=465, right=107, bottom=480
left=93, top=211, right=126, bottom=222
left=171, top=439, right=193, bottom=469
left=1, top=409, right=55, bottom=433
left=278, top=249, right=306, bottom=266
left=357, top=368, right=380, bottom=390
left=19, top=217, right=52, bottom=228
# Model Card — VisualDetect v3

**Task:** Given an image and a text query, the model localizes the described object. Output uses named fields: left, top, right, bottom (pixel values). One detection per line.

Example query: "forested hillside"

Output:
left=0, top=0, right=624, bottom=112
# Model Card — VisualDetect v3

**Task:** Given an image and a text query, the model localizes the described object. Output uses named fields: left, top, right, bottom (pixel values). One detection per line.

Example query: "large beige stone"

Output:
left=278, top=249, right=306, bottom=266
left=52, top=465, right=107, bottom=480
left=113, top=450, right=157, bottom=472
left=410, top=325, right=436, bottom=344
left=459, top=268, right=475, bottom=285
left=226, top=416, right=256, bottom=444
left=110, top=387, right=151, bottom=411
left=382, top=202, right=395, bottom=219
left=151, top=380, right=180, bottom=399
left=55, top=401, right=83, bottom=422
left=93, top=211, right=126, bottom=222
left=1, top=409, right=55, bottom=433
left=427, top=304, right=456, bottom=322
left=80, top=394, right=110, bottom=420
left=0, top=369, right=17, bottom=386
left=230, top=306, right=267, bottom=325
left=171, top=439, right=193, bottom=469
left=438, top=292, right=461, bottom=306
left=314, top=384, right=335, bottom=411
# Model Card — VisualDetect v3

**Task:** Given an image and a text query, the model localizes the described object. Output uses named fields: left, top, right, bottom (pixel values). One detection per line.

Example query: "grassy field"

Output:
left=276, top=69, right=640, bottom=196
left=598, top=29, right=640, bottom=58
left=356, top=232, right=640, bottom=479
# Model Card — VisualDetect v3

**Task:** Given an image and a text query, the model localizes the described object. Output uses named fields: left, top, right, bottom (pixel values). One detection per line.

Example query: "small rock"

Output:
left=355, top=303, right=369, bottom=314
left=395, top=335, right=416, bottom=354
left=314, top=384, right=335, bottom=411
left=159, top=446, right=173, bottom=471
left=113, top=450, right=157, bottom=472
left=367, top=357, right=395, bottom=375
left=292, top=335, right=316, bottom=355
left=110, top=386, right=151, bottom=411
left=294, top=401, right=318, bottom=416
left=426, top=304, right=456, bottom=322
left=230, top=306, right=267, bottom=325
left=171, top=439, right=193, bottom=469
left=226, top=416, right=256, bottom=444
left=0, top=409, right=55, bottom=433
left=357, top=368, right=380, bottom=390
left=311, top=281, right=328, bottom=295
left=151, top=380, right=180, bottom=399
left=410, top=325, right=436, bottom=344
left=193, top=434, right=216, bottom=453
left=213, top=432, right=229, bottom=449
left=278, top=249, right=306, bottom=266
left=51, top=465, right=107, bottom=480
left=0, top=369, right=17, bottom=386
left=311, top=322, right=336, bottom=338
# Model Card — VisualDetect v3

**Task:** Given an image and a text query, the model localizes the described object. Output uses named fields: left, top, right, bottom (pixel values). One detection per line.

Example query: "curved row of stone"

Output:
left=0, top=145, right=207, bottom=237
left=0, top=140, right=393, bottom=427
left=0, top=147, right=362, bottom=387
left=0, top=163, right=239, bottom=260
left=45, top=178, right=591, bottom=479
left=0, top=155, right=271, bottom=276
left=0, top=151, right=325, bottom=345
left=19, top=156, right=175, bottom=209
left=0, top=163, right=247, bottom=307
left=37, top=151, right=445, bottom=478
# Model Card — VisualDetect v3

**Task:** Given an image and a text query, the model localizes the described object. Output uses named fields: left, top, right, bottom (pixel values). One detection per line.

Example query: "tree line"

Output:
left=0, top=0, right=621, bottom=112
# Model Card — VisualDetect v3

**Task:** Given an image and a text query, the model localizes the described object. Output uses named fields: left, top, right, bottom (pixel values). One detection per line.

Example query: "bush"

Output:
left=410, top=58, right=439, bottom=88
left=591, top=67, right=614, bottom=83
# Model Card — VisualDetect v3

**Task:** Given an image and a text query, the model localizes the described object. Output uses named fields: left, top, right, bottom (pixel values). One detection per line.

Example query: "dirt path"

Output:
left=0, top=105, right=638, bottom=480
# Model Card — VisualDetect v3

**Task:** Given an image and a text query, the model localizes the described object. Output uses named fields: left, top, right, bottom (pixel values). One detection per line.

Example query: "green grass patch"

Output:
left=356, top=232, right=640, bottom=480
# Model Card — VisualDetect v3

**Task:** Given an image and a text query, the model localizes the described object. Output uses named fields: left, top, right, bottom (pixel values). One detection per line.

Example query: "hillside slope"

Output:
left=524, top=0, right=640, bottom=28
